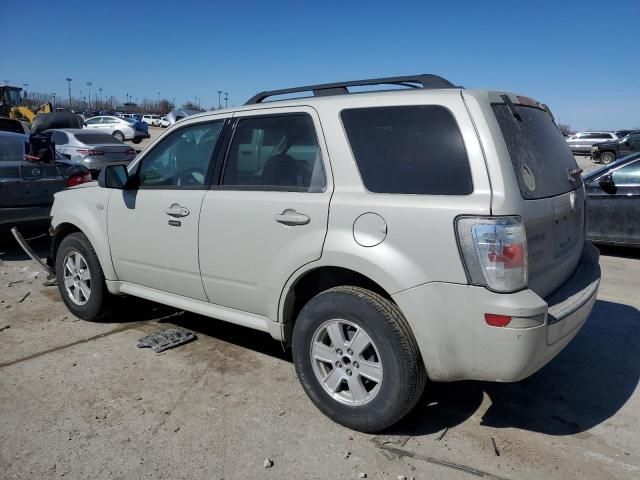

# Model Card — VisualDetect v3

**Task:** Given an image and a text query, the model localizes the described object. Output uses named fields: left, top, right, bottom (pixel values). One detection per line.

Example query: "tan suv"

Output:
left=44, top=74, right=600, bottom=432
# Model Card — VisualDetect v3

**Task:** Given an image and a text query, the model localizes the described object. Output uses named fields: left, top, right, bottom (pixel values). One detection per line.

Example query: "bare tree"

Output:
left=181, top=101, right=204, bottom=111
left=557, top=124, right=573, bottom=136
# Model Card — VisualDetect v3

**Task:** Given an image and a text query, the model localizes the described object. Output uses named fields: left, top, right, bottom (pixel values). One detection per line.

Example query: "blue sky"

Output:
left=2, top=0, right=638, bottom=130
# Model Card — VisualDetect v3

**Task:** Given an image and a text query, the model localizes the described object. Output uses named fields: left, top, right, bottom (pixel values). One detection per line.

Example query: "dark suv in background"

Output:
left=591, top=131, right=640, bottom=164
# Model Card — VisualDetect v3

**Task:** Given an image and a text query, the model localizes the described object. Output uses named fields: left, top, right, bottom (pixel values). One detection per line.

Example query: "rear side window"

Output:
left=341, top=106, right=472, bottom=195
left=492, top=104, right=581, bottom=200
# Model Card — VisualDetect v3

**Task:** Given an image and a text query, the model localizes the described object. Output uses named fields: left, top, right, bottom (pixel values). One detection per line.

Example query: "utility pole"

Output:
left=22, top=83, right=29, bottom=103
left=52, top=93, right=56, bottom=108
left=224, top=92, right=228, bottom=108
left=86, top=81, right=92, bottom=110
left=217, top=90, right=222, bottom=109
left=66, top=77, right=72, bottom=108
left=99, top=87, right=103, bottom=109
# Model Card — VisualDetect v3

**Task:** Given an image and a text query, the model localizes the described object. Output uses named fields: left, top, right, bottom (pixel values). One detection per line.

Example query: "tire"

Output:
left=292, top=286, right=427, bottom=432
left=55, top=232, right=112, bottom=321
left=132, top=138, right=142, bottom=144
left=600, top=151, right=616, bottom=165
left=112, top=130, right=125, bottom=142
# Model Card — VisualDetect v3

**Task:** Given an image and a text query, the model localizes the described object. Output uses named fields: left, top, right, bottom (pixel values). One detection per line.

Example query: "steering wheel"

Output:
left=177, top=167, right=206, bottom=186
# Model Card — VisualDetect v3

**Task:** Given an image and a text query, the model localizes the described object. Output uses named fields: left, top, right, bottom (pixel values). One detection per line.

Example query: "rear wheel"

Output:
left=600, top=151, right=616, bottom=165
left=55, top=232, right=112, bottom=321
left=132, top=138, right=142, bottom=144
left=112, top=130, right=125, bottom=142
left=292, top=286, right=427, bottom=432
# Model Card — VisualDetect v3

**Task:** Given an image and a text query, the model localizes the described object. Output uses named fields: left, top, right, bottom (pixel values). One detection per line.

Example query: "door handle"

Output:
left=165, top=204, right=190, bottom=217
left=274, top=209, right=310, bottom=226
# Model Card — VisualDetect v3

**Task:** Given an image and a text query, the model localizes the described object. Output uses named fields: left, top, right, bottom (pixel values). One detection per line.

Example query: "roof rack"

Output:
left=245, top=74, right=459, bottom=105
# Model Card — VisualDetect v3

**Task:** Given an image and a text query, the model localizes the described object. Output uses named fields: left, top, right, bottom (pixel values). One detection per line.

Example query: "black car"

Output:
left=0, top=131, right=91, bottom=234
left=591, top=131, right=640, bottom=164
left=584, top=152, right=640, bottom=247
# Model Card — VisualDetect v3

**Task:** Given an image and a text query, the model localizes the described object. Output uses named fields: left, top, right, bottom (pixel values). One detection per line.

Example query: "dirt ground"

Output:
left=1, top=151, right=639, bottom=480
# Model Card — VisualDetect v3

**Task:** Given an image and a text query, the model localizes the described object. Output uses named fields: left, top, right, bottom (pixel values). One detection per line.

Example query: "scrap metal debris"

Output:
left=0, top=325, right=10, bottom=333
left=137, top=328, right=196, bottom=353
left=491, top=437, right=500, bottom=456
left=263, top=458, right=273, bottom=468
left=17, top=292, right=30, bottom=303
left=437, top=427, right=449, bottom=441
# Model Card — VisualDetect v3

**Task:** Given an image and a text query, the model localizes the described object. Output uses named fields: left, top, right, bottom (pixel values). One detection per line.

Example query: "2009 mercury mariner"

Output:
left=36, top=74, right=600, bottom=432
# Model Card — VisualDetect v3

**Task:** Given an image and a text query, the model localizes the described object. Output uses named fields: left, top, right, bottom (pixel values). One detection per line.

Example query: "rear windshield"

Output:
left=75, top=133, right=121, bottom=144
left=492, top=103, right=581, bottom=200
left=341, top=105, right=472, bottom=195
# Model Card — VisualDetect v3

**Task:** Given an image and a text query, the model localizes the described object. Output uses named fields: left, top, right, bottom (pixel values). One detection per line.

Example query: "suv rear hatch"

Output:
left=487, top=93, right=584, bottom=298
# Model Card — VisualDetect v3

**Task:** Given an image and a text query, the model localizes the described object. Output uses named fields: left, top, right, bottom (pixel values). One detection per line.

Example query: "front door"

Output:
left=586, top=158, right=640, bottom=245
left=620, top=133, right=640, bottom=158
left=199, top=108, right=332, bottom=317
left=107, top=118, right=227, bottom=300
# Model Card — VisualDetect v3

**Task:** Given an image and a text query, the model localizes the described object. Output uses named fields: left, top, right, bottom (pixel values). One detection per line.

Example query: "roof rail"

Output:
left=245, top=74, right=459, bottom=105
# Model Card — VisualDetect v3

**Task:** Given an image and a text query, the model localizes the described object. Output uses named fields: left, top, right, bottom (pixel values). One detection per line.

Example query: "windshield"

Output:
left=492, top=103, right=581, bottom=199
left=0, top=134, right=26, bottom=162
left=1, top=88, right=22, bottom=106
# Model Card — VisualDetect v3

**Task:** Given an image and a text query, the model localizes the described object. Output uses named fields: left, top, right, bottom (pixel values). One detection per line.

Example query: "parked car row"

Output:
left=566, top=130, right=640, bottom=159
left=83, top=115, right=150, bottom=144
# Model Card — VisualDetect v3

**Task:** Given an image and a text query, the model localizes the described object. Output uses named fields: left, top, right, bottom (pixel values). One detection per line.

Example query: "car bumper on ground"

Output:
left=393, top=242, right=600, bottom=382
left=0, top=205, right=52, bottom=227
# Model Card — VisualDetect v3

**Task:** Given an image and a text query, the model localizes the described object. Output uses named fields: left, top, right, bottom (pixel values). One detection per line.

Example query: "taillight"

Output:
left=456, top=216, right=528, bottom=292
left=76, top=149, right=104, bottom=155
left=67, top=170, right=92, bottom=187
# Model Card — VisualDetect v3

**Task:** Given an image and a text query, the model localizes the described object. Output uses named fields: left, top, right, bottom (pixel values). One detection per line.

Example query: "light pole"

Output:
left=22, top=83, right=29, bottom=103
left=52, top=93, right=56, bottom=108
left=217, top=90, right=222, bottom=109
left=224, top=92, right=228, bottom=108
left=86, top=82, right=92, bottom=110
left=99, top=87, right=102, bottom=109
left=66, top=77, right=72, bottom=108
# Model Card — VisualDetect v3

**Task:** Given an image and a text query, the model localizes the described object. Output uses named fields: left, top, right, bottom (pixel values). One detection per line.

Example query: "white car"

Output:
left=142, top=114, right=161, bottom=127
left=83, top=116, right=150, bottom=144
left=158, top=116, right=170, bottom=128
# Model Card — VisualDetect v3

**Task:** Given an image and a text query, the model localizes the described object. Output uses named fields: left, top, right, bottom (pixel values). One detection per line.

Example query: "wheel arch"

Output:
left=279, top=264, right=396, bottom=346
left=51, top=217, right=116, bottom=281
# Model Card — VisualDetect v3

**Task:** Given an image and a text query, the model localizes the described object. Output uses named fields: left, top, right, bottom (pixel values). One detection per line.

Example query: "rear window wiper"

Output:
left=501, top=95, right=522, bottom=121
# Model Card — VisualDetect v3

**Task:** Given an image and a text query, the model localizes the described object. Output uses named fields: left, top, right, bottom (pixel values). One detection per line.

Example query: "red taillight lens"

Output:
left=76, top=149, right=104, bottom=155
left=67, top=171, right=92, bottom=187
left=484, top=313, right=512, bottom=327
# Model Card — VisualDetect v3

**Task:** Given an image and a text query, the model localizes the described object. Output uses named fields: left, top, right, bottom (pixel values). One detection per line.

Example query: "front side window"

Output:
left=84, top=118, right=101, bottom=125
left=221, top=114, right=325, bottom=191
left=626, top=134, right=640, bottom=145
left=341, top=105, right=472, bottom=195
left=612, top=160, right=640, bottom=186
left=51, top=131, right=68, bottom=145
left=138, top=121, right=223, bottom=188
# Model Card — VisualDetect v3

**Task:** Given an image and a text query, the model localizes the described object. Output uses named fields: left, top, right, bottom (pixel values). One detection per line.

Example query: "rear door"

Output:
left=198, top=107, right=332, bottom=317
left=487, top=95, right=585, bottom=297
left=586, top=158, right=640, bottom=245
left=620, top=133, right=640, bottom=157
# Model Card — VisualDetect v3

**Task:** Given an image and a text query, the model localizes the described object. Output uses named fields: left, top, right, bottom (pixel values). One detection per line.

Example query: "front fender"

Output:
left=50, top=187, right=116, bottom=280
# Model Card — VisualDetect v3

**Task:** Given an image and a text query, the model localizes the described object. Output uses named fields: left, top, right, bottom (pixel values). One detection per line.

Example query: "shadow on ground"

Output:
left=391, top=299, right=640, bottom=437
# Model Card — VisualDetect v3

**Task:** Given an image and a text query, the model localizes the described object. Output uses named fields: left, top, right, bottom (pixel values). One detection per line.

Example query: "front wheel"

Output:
left=132, top=138, right=142, bottom=144
left=112, top=130, right=125, bottom=142
left=55, top=232, right=112, bottom=321
left=600, top=151, right=616, bottom=165
left=292, top=286, right=427, bottom=432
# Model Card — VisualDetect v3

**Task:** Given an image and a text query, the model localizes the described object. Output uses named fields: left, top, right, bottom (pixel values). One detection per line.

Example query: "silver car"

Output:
left=43, top=129, right=136, bottom=174
left=566, top=131, right=618, bottom=155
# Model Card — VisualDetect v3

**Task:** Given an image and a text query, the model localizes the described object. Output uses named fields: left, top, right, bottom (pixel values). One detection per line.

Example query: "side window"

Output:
left=221, top=114, right=325, bottom=191
left=85, top=118, right=100, bottom=125
left=52, top=132, right=68, bottom=145
left=138, top=121, right=224, bottom=188
left=612, top=161, right=640, bottom=186
left=627, top=134, right=640, bottom=145
left=341, top=105, right=472, bottom=195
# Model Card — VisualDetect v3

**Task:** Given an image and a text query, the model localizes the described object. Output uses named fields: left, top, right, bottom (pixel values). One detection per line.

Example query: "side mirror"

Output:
left=623, top=139, right=630, bottom=146
left=599, top=173, right=616, bottom=191
left=98, top=164, right=129, bottom=189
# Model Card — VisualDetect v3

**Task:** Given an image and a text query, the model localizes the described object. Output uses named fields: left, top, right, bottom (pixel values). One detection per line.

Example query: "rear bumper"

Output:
left=0, top=205, right=52, bottom=227
left=134, top=131, right=150, bottom=140
left=393, top=243, right=600, bottom=382
left=80, top=157, right=133, bottom=172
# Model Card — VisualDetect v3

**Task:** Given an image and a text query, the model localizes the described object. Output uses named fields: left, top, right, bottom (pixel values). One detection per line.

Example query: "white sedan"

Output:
left=83, top=116, right=150, bottom=144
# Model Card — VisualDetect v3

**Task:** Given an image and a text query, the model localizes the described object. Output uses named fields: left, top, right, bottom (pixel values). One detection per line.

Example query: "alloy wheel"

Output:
left=62, top=251, right=91, bottom=306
